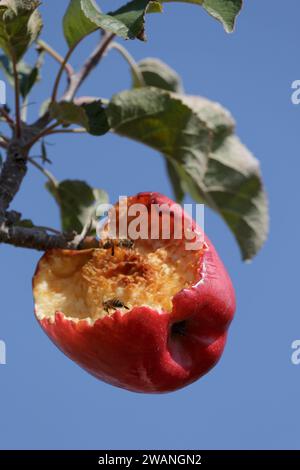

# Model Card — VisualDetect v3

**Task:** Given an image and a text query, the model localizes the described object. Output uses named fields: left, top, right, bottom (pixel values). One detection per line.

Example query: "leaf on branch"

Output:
left=132, top=58, right=184, bottom=92
left=20, top=48, right=44, bottom=99
left=202, top=135, right=269, bottom=261
left=50, top=100, right=110, bottom=136
left=201, top=0, right=242, bottom=32
left=46, top=179, right=108, bottom=233
left=147, top=1, right=164, bottom=13
left=63, top=0, right=98, bottom=48
left=64, top=0, right=157, bottom=45
left=107, top=87, right=269, bottom=260
left=0, top=0, right=43, bottom=62
left=160, top=0, right=243, bottom=32
left=108, top=88, right=215, bottom=181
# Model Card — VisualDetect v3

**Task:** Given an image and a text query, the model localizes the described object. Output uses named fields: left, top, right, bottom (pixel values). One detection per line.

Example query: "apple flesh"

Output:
left=33, top=192, right=235, bottom=393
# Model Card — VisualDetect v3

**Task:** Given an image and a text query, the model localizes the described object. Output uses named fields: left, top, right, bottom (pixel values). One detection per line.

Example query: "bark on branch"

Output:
left=0, top=222, right=98, bottom=251
left=0, top=143, right=28, bottom=221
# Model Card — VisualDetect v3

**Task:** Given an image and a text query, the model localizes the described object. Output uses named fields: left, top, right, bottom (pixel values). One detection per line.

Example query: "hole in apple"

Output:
left=171, top=320, right=187, bottom=337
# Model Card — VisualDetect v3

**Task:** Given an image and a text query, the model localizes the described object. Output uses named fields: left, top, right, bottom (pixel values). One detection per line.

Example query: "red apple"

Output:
left=33, top=192, right=235, bottom=393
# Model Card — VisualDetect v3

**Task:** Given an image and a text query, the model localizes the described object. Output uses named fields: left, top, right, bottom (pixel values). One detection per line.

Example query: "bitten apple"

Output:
left=33, top=192, right=235, bottom=393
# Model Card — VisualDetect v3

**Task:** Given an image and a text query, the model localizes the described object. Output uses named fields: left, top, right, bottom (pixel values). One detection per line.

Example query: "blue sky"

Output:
left=1, top=0, right=300, bottom=450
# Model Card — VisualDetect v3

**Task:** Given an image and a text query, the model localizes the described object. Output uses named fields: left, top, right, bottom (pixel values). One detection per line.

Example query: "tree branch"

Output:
left=33, top=33, right=115, bottom=132
left=109, top=41, right=145, bottom=87
left=0, top=221, right=98, bottom=251
left=0, top=34, right=115, bottom=253
left=0, top=143, right=28, bottom=221
left=24, top=123, right=60, bottom=151
left=37, top=39, right=74, bottom=80
left=51, top=44, right=78, bottom=103
left=63, top=32, right=115, bottom=102
left=28, top=156, right=58, bottom=188
left=0, top=106, right=15, bottom=129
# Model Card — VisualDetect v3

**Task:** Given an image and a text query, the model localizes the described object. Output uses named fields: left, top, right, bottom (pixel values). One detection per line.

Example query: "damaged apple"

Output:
left=32, top=192, right=236, bottom=393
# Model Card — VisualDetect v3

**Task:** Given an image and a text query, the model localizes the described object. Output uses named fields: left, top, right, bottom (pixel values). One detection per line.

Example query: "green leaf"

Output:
left=64, top=0, right=240, bottom=46
left=81, top=0, right=152, bottom=41
left=63, top=0, right=155, bottom=45
left=19, top=62, right=39, bottom=98
left=81, top=100, right=110, bottom=136
left=161, top=0, right=242, bottom=32
left=132, top=58, right=184, bottom=92
left=202, top=136, right=269, bottom=261
left=46, top=179, right=108, bottom=233
left=0, top=52, right=43, bottom=99
left=107, top=87, right=268, bottom=260
left=202, top=0, right=242, bottom=32
left=107, top=87, right=234, bottom=180
left=63, top=0, right=98, bottom=48
left=147, top=1, right=164, bottom=13
left=50, top=100, right=110, bottom=136
left=0, top=0, right=43, bottom=62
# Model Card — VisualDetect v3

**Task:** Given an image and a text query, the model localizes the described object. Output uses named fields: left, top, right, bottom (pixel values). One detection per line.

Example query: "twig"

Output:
left=0, top=221, right=98, bottom=251
left=0, top=222, right=69, bottom=250
left=0, top=107, right=15, bottom=129
left=73, top=219, right=94, bottom=249
left=28, top=157, right=58, bottom=188
left=51, top=43, right=78, bottom=103
left=34, top=225, right=61, bottom=235
left=12, top=55, right=21, bottom=138
left=109, top=42, right=145, bottom=87
left=63, top=32, right=115, bottom=102
left=24, top=123, right=60, bottom=151
left=33, top=34, right=115, bottom=131
left=37, top=39, right=74, bottom=80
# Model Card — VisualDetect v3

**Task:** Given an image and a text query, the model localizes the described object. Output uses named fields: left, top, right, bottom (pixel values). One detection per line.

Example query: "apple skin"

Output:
left=34, top=192, right=236, bottom=393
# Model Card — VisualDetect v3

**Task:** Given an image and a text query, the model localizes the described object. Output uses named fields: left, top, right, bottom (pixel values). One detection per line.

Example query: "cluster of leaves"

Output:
left=0, top=0, right=269, bottom=261
left=63, top=0, right=243, bottom=44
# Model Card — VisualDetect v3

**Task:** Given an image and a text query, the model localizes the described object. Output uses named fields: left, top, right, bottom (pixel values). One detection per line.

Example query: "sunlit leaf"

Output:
left=132, top=57, right=183, bottom=92
left=0, top=0, right=42, bottom=62
left=161, top=0, right=243, bottom=32
left=50, top=100, right=110, bottom=136
left=107, top=87, right=268, bottom=259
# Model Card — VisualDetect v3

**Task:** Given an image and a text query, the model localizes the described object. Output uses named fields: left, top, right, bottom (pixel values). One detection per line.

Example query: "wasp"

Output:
left=103, top=298, right=129, bottom=313
left=100, top=238, right=135, bottom=256
left=117, top=239, right=135, bottom=250
left=102, top=239, right=115, bottom=256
